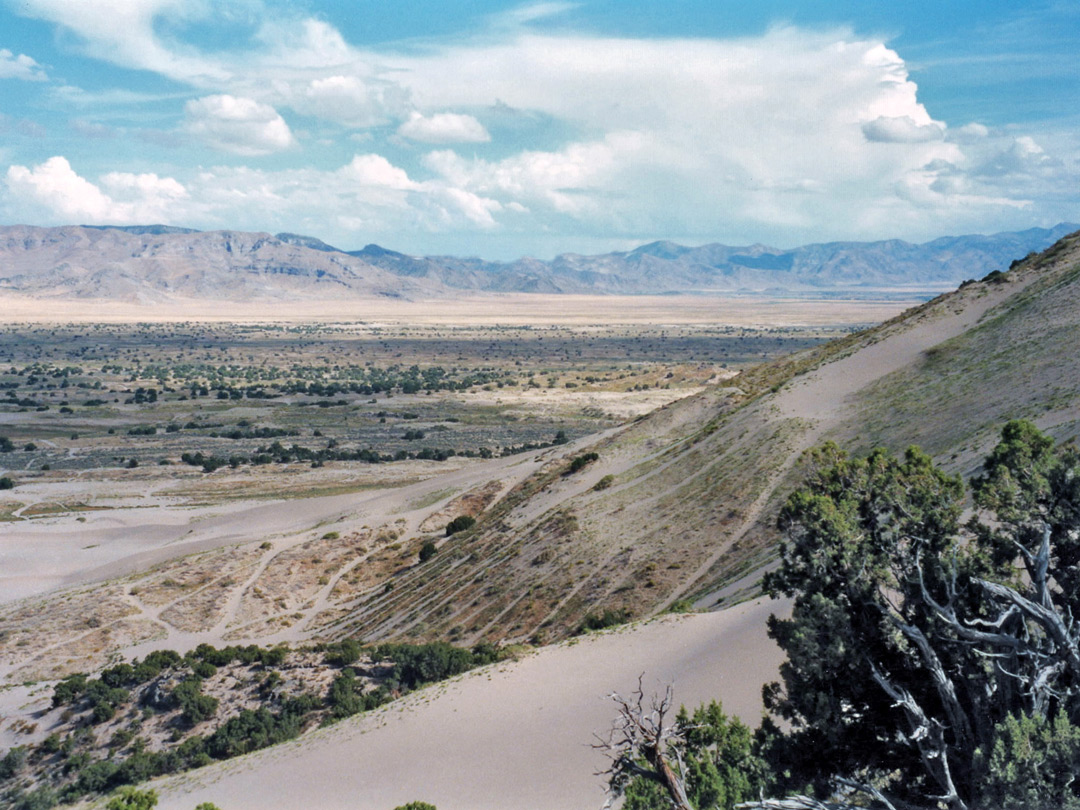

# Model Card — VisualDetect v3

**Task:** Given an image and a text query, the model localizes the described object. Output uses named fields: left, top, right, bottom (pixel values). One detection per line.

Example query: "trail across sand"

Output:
left=153, top=598, right=784, bottom=810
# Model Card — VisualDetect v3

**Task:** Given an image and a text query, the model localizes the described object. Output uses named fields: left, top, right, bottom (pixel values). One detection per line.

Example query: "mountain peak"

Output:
left=275, top=233, right=341, bottom=253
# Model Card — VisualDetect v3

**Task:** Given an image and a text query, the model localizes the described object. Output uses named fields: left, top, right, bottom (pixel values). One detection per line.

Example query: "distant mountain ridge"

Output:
left=349, top=224, right=1074, bottom=295
left=0, top=222, right=1075, bottom=301
left=0, top=225, right=429, bottom=303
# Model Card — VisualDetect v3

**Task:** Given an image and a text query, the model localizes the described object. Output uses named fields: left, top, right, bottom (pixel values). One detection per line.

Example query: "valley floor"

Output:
left=5, top=268, right=1073, bottom=809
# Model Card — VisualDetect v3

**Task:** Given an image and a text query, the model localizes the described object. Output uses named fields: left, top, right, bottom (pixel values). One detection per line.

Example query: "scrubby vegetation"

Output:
left=605, top=420, right=1080, bottom=810
left=444, top=514, right=476, bottom=536
left=0, top=640, right=506, bottom=808
left=565, top=451, right=599, bottom=474
left=576, top=608, right=630, bottom=634
left=0, top=319, right=831, bottom=482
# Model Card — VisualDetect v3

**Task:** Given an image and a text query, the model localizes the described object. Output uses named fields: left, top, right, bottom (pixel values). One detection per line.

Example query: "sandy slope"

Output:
left=150, top=598, right=784, bottom=810
left=0, top=445, right=565, bottom=607
left=4, top=268, right=1057, bottom=807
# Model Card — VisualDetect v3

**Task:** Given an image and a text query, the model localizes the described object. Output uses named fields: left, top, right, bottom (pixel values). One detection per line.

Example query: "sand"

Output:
left=0, top=445, right=567, bottom=607
left=1, top=282, right=1025, bottom=808
left=0, top=292, right=917, bottom=327
left=151, top=597, right=786, bottom=810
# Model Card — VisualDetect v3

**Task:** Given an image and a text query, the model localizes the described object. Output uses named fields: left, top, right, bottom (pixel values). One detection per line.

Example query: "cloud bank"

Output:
left=2, top=2, right=1076, bottom=256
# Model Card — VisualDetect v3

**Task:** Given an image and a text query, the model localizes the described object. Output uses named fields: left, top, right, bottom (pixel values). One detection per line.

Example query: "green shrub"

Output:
left=171, top=679, right=219, bottom=726
left=576, top=608, right=629, bottom=634
left=445, top=515, right=476, bottom=536
left=376, top=642, right=478, bottom=690
left=0, top=476, right=15, bottom=490
left=567, top=452, right=599, bottom=474
left=101, top=663, right=134, bottom=687
left=52, top=673, right=88, bottom=707
left=105, top=786, right=157, bottom=810
left=592, top=474, right=615, bottom=491
left=977, top=712, right=1080, bottom=810
left=191, top=661, right=217, bottom=679
left=0, top=745, right=27, bottom=780
left=12, top=785, right=57, bottom=810
left=325, top=669, right=383, bottom=718
left=323, top=639, right=363, bottom=667
left=418, top=540, right=438, bottom=562
left=621, top=702, right=769, bottom=810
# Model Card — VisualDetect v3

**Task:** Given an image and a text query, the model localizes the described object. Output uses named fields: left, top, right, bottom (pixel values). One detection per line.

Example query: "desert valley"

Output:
left=2, top=3, right=1080, bottom=809
left=0, top=222, right=1079, bottom=809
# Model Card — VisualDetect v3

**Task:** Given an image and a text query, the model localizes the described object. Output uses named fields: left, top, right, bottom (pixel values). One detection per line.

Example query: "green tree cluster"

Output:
left=761, top=420, right=1080, bottom=809
left=605, top=420, right=1080, bottom=810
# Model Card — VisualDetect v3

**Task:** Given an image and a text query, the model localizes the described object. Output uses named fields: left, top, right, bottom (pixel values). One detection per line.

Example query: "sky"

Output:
left=0, top=1, right=1077, bottom=260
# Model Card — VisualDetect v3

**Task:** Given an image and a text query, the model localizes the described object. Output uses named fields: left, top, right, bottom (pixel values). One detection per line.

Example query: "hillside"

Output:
left=0, top=230, right=1078, bottom=809
left=1, top=231, right=1077, bottom=680
left=0, top=223, right=1073, bottom=302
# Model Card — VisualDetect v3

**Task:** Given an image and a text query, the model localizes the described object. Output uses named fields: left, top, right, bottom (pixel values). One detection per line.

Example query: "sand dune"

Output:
left=151, top=598, right=785, bottom=810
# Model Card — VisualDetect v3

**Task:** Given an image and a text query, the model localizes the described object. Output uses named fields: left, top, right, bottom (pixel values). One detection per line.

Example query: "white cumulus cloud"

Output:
left=5, top=156, right=187, bottom=223
left=863, top=116, right=945, bottom=143
left=6, top=156, right=114, bottom=221
left=289, top=75, right=408, bottom=129
left=0, top=49, right=47, bottom=81
left=184, top=95, right=295, bottom=156
left=977, top=136, right=1062, bottom=178
left=340, top=154, right=417, bottom=190
left=398, top=111, right=491, bottom=144
left=3, top=7, right=1076, bottom=252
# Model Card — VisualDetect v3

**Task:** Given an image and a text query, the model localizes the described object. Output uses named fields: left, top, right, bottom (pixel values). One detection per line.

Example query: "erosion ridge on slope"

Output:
left=1, top=231, right=1077, bottom=685
left=295, top=227, right=1080, bottom=641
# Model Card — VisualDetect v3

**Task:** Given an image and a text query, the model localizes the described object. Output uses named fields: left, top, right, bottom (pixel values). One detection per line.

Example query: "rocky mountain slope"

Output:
left=0, top=223, right=1074, bottom=301
left=0, top=225, right=439, bottom=302
left=351, top=223, right=1076, bottom=294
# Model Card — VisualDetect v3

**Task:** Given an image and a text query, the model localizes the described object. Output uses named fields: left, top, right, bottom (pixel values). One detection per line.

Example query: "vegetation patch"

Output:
left=0, top=640, right=507, bottom=809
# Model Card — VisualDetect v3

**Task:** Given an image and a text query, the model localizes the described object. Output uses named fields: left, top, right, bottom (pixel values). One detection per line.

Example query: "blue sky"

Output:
left=0, top=1, right=1077, bottom=259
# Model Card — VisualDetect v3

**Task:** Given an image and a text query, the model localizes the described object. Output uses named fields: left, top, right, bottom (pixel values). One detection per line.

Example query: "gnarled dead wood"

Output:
left=595, top=675, right=694, bottom=810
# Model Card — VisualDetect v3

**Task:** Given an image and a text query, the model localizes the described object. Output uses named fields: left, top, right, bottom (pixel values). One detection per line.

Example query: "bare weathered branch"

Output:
left=594, top=676, right=693, bottom=810
left=870, top=663, right=969, bottom=810
left=886, top=614, right=974, bottom=756
left=735, top=798, right=846, bottom=810
left=833, top=776, right=900, bottom=810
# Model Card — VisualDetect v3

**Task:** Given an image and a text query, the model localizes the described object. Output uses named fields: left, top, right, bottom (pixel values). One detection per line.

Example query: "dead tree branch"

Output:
left=594, top=675, right=694, bottom=810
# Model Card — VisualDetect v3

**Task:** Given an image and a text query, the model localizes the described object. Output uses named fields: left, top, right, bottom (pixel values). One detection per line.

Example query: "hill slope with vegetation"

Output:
left=1, top=228, right=1079, bottom=808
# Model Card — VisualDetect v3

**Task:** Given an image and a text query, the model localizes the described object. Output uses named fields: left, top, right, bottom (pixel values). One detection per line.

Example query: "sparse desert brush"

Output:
left=593, top=474, right=615, bottom=490
left=445, top=515, right=476, bottom=536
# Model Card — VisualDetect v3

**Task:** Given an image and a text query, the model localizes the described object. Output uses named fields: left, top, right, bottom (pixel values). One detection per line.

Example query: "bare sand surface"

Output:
left=151, top=598, right=785, bottom=810
left=0, top=444, right=566, bottom=606
left=0, top=293, right=918, bottom=327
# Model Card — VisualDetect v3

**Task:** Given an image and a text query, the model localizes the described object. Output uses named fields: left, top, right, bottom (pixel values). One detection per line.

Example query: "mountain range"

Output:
left=0, top=222, right=1075, bottom=301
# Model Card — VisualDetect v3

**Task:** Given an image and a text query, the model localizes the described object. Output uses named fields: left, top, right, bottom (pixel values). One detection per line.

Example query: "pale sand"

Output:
left=0, top=293, right=918, bottom=326
left=0, top=441, right=573, bottom=606
left=152, top=598, right=786, bottom=810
